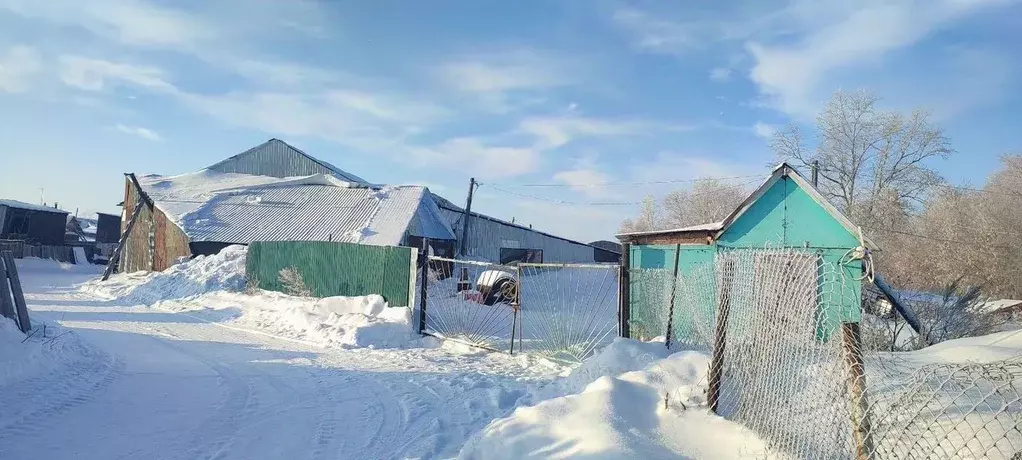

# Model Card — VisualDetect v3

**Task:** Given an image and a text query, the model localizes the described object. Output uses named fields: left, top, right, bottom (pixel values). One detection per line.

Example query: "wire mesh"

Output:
left=638, top=247, right=1022, bottom=459
left=518, top=263, right=619, bottom=362
left=423, top=257, right=519, bottom=352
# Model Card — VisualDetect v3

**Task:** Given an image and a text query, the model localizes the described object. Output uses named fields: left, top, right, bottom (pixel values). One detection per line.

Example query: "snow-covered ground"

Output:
left=5, top=251, right=1018, bottom=459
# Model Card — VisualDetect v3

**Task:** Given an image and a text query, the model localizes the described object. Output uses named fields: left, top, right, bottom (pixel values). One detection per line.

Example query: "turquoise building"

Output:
left=617, top=163, right=877, bottom=344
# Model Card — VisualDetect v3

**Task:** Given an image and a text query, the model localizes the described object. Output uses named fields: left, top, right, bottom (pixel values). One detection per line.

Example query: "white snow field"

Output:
left=8, top=250, right=1017, bottom=459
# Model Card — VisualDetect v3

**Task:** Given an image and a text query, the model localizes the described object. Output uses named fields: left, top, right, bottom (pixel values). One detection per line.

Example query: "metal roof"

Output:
left=617, top=221, right=724, bottom=238
left=136, top=171, right=455, bottom=246
left=207, top=139, right=369, bottom=184
left=0, top=199, right=69, bottom=214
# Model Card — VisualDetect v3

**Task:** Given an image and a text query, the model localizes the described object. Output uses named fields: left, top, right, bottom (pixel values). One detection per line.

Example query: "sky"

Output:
left=0, top=0, right=1019, bottom=243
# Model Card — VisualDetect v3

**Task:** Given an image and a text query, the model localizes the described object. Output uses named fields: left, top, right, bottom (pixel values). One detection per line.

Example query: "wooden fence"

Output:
left=0, top=239, right=74, bottom=263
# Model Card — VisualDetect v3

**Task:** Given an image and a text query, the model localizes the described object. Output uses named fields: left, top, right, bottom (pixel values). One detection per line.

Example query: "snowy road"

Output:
left=0, top=266, right=559, bottom=460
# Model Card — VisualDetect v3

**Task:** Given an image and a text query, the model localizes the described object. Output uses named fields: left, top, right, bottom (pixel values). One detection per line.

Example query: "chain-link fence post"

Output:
left=619, top=242, right=631, bottom=339
left=418, top=239, right=429, bottom=335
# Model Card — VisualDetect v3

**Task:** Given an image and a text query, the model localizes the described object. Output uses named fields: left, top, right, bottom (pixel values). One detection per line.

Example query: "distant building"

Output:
left=0, top=199, right=69, bottom=245
left=589, top=240, right=622, bottom=263
left=95, top=213, right=122, bottom=244
left=117, top=139, right=600, bottom=272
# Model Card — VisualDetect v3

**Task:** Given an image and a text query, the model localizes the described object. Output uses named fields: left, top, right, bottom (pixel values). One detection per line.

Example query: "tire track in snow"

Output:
left=0, top=341, right=124, bottom=442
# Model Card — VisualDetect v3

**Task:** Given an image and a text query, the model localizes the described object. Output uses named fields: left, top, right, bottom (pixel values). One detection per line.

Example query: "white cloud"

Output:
left=408, top=138, right=541, bottom=178
left=612, top=8, right=705, bottom=54
left=115, top=123, right=162, bottom=141
left=435, top=49, right=582, bottom=113
left=58, top=56, right=174, bottom=91
left=438, top=49, right=572, bottom=93
left=709, top=67, right=732, bottom=82
left=518, top=115, right=690, bottom=149
left=0, top=45, right=42, bottom=93
left=752, top=122, right=777, bottom=140
left=0, top=0, right=216, bottom=48
left=746, top=0, right=1014, bottom=117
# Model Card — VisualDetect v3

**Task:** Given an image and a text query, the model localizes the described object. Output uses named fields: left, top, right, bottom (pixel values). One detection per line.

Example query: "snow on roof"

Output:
left=980, top=299, right=1022, bottom=314
left=0, top=199, right=68, bottom=214
left=617, top=221, right=724, bottom=237
left=136, top=170, right=455, bottom=245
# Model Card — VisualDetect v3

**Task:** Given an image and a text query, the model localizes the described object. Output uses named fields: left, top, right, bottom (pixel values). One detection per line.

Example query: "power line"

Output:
left=486, top=174, right=765, bottom=188
left=479, top=176, right=767, bottom=207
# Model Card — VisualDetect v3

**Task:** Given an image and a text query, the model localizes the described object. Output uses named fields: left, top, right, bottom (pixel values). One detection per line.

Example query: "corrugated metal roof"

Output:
left=207, top=139, right=369, bottom=184
left=0, top=199, right=69, bottom=214
left=616, top=221, right=724, bottom=238
left=137, top=171, right=455, bottom=246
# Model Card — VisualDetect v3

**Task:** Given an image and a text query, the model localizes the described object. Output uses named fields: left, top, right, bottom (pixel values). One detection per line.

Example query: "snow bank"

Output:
left=459, top=346, right=767, bottom=459
left=0, top=317, right=110, bottom=398
left=82, top=245, right=247, bottom=303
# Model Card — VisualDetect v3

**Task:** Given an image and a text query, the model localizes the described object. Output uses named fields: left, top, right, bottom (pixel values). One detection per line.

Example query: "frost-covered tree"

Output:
left=620, top=195, right=660, bottom=233
left=771, top=89, right=953, bottom=229
left=661, top=179, right=747, bottom=228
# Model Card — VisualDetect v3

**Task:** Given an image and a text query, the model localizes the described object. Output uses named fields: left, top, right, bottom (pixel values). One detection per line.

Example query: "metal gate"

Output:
left=420, top=256, right=620, bottom=362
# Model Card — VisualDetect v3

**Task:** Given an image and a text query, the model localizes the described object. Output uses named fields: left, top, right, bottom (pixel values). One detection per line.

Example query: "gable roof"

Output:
left=715, top=163, right=878, bottom=249
left=617, top=163, right=877, bottom=249
left=135, top=170, right=455, bottom=246
left=207, top=139, right=369, bottom=184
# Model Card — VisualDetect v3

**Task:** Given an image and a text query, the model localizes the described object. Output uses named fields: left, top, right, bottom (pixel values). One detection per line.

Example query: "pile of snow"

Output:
left=459, top=341, right=767, bottom=459
left=82, top=245, right=247, bottom=303
left=179, top=292, right=418, bottom=349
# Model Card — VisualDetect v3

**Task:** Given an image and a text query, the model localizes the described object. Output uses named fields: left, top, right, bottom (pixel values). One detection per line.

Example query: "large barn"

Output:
left=117, top=139, right=599, bottom=272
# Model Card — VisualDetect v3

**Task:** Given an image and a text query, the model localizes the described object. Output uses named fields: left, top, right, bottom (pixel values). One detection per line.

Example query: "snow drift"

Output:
left=459, top=340, right=768, bottom=459
left=80, top=245, right=416, bottom=349
left=82, top=245, right=247, bottom=303
left=158, top=292, right=418, bottom=349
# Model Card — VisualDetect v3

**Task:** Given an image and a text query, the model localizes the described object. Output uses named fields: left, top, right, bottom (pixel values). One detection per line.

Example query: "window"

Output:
left=500, top=248, right=543, bottom=265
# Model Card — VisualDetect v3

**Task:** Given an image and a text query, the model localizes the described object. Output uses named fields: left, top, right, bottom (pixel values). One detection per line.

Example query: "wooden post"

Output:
left=102, top=199, right=145, bottom=281
left=664, top=244, right=682, bottom=348
left=2, top=252, right=30, bottom=333
left=418, top=239, right=429, bottom=335
left=0, top=257, right=15, bottom=322
left=707, top=257, right=735, bottom=414
left=458, top=178, right=476, bottom=257
left=842, top=322, right=875, bottom=460
left=619, top=242, right=631, bottom=339
left=509, top=264, right=522, bottom=354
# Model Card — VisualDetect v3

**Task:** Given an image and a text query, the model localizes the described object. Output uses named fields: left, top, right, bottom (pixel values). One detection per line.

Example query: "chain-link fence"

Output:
left=421, top=257, right=619, bottom=361
left=631, top=247, right=1022, bottom=460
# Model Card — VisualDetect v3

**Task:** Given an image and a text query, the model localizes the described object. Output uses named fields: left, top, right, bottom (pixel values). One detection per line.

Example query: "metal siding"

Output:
left=438, top=207, right=595, bottom=263
left=207, top=139, right=367, bottom=183
left=0, top=206, right=6, bottom=233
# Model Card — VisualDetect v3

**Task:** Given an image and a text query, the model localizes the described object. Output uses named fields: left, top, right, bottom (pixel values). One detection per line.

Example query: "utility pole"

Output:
left=812, top=160, right=820, bottom=187
left=459, top=178, right=477, bottom=257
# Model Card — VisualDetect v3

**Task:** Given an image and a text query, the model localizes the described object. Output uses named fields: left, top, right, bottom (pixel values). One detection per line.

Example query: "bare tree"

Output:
left=772, top=89, right=953, bottom=229
left=661, top=179, right=747, bottom=228
left=620, top=195, right=660, bottom=233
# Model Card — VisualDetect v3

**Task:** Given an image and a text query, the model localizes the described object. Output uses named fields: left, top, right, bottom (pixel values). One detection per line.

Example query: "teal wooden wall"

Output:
left=629, top=174, right=864, bottom=344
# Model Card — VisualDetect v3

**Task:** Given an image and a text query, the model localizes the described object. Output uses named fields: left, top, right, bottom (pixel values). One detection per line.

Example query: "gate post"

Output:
left=418, top=239, right=429, bottom=335
left=619, top=243, right=631, bottom=339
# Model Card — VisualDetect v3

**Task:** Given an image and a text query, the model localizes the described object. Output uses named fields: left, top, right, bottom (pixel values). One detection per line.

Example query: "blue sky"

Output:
left=0, top=0, right=1019, bottom=243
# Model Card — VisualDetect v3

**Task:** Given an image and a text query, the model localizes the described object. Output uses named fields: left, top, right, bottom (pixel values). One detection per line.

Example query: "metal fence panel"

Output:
left=246, top=241, right=415, bottom=306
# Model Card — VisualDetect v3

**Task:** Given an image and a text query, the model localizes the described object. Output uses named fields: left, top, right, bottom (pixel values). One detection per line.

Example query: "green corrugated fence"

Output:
left=246, top=241, right=417, bottom=307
